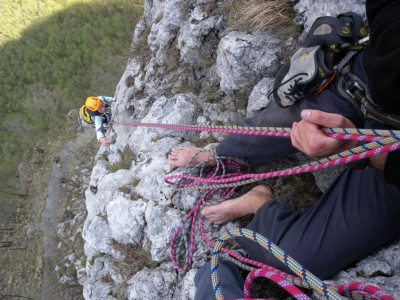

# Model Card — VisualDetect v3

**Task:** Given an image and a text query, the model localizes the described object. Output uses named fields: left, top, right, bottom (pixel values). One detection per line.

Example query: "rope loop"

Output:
left=169, top=155, right=243, bottom=272
left=110, top=121, right=397, bottom=300
left=211, top=228, right=394, bottom=300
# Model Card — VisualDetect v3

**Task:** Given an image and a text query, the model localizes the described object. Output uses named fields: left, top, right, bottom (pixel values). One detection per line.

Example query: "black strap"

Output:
left=338, top=66, right=400, bottom=128
left=353, top=89, right=400, bottom=128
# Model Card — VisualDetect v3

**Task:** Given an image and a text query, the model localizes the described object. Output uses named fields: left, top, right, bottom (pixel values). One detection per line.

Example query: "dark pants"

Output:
left=216, top=89, right=366, bottom=167
left=195, top=168, right=400, bottom=299
left=216, top=53, right=366, bottom=167
left=195, top=53, right=400, bottom=298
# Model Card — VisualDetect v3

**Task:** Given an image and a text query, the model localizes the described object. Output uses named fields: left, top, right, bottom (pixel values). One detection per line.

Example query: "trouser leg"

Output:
left=216, top=86, right=365, bottom=166
left=194, top=260, right=244, bottom=300
left=237, top=168, right=400, bottom=279
left=216, top=100, right=301, bottom=166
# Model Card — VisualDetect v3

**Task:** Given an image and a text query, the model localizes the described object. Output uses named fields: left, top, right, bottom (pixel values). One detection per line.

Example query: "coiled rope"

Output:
left=168, top=157, right=394, bottom=300
left=211, top=228, right=394, bottom=300
left=169, top=157, right=314, bottom=286
left=111, top=121, right=397, bottom=299
left=165, top=136, right=400, bottom=190
left=169, top=155, right=239, bottom=272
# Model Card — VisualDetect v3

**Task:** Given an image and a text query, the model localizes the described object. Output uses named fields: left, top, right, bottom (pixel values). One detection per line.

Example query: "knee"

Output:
left=291, top=254, right=340, bottom=280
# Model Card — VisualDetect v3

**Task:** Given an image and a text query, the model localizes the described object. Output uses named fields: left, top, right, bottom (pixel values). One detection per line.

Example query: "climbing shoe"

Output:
left=273, top=45, right=335, bottom=107
left=272, top=12, right=368, bottom=108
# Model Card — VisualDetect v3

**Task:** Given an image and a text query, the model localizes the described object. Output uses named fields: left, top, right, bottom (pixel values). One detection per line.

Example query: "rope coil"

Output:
left=111, top=121, right=397, bottom=299
left=211, top=229, right=394, bottom=300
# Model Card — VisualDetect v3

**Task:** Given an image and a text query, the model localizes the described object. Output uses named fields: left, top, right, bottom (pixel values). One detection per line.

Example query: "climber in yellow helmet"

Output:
left=78, top=96, right=116, bottom=146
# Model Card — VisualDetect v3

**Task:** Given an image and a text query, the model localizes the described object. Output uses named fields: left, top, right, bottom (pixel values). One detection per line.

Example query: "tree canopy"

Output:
left=0, top=0, right=143, bottom=190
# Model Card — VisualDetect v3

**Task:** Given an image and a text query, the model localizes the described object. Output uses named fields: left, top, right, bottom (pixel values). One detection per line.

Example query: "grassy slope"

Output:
left=0, top=0, right=143, bottom=298
left=0, top=0, right=143, bottom=188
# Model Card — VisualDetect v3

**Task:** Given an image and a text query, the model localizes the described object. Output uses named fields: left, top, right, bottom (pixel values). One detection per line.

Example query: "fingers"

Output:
left=292, top=110, right=358, bottom=157
left=301, top=109, right=356, bottom=128
left=291, top=120, right=329, bottom=156
left=100, top=137, right=111, bottom=146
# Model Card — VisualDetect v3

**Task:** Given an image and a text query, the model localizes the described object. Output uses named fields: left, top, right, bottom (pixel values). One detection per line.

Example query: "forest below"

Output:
left=0, top=0, right=143, bottom=184
left=0, top=0, right=143, bottom=296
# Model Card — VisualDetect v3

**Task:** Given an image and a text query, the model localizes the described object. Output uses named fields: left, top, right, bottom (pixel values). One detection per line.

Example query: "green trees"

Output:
left=0, top=3, right=143, bottom=295
left=0, top=0, right=143, bottom=190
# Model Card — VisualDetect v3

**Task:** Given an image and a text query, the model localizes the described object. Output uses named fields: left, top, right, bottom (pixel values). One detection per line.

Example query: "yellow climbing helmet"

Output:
left=85, top=96, right=101, bottom=112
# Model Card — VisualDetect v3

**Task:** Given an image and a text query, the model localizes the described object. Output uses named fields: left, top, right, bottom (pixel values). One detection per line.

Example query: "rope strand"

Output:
left=111, top=121, right=396, bottom=299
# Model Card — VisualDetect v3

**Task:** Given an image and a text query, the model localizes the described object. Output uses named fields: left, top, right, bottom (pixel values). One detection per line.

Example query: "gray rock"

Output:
left=216, top=31, right=282, bottom=97
left=144, top=202, right=183, bottom=261
left=80, top=0, right=399, bottom=299
left=107, top=195, right=147, bottom=244
left=82, top=255, right=117, bottom=300
left=82, top=216, right=115, bottom=258
left=247, top=77, right=274, bottom=118
left=126, top=263, right=177, bottom=300
left=174, top=269, right=197, bottom=300
left=294, top=0, right=366, bottom=32
left=178, top=10, right=224, bottom=64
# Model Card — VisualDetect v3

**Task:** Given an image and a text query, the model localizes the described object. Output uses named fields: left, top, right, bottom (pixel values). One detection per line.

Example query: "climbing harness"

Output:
left=338, top=64, right=400, bottom=129
left=270, top=11, right=400, bottom=129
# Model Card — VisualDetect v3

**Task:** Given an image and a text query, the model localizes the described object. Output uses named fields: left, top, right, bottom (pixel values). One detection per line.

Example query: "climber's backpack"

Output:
left=272, top=12, right=368, bottom=107
left=78, top=104, right=113, bottom=129
left=78, top=105, right=95, bottom=127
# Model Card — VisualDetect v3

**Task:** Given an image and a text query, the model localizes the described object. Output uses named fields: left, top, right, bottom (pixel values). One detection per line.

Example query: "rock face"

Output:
left=79, top=0, right=400, bottom=299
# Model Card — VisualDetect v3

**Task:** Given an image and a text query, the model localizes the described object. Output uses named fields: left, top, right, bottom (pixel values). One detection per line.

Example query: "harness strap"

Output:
left=338, top=65, right=400, bottom=129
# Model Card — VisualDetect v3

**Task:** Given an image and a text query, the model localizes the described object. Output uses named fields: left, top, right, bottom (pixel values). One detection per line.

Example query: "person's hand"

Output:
left=291, top=109, right=357, bottom=157
left=100, top=137, right=111, bottom=147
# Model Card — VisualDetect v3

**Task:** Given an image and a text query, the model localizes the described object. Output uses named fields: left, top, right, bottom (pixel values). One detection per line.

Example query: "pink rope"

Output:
left=164, top=142, right=400, bottom=188
left=337, top=282, right=394, bottom=300
left=244, top=268, right=311, bottom=300
left=169, top=162, right=240, bottom=272
left=115, top=121, right=397, bottom=299
left=111, top=121, right=383, bottom=142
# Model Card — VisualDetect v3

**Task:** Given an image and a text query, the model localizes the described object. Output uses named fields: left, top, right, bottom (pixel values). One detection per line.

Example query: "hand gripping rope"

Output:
left=111, top=121, right=398, bottom=299
left=111, top=121, right=400, bottom=189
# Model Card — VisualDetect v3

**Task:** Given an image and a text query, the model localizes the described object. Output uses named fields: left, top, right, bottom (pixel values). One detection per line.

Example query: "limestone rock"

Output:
left=106, top=195, right=147, bottom=245
left=215, top=31, right=282, bottom=97
left=80, top=0, right=400, bottom=299
left=126, top=263, right=177, bottom=300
